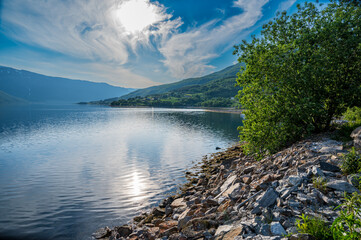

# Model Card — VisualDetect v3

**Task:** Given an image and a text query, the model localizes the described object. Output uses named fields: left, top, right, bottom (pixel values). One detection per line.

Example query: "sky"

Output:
left=0, top=0, right=326, bottom=88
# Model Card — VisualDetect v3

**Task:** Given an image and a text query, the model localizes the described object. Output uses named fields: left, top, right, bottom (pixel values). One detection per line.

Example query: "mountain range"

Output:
left=0, top=66, right=134, bottom=104
left=96, top=63, right=242, bottom=108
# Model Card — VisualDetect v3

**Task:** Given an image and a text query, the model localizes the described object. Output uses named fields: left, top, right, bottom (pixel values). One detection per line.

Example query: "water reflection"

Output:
left=0, top=105, right=242, bottom=240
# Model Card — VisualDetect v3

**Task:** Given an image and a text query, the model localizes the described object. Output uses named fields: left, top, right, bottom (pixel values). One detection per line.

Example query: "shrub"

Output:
left=344, top=107, right=361, bottom=126
left=312, top=177, right=327, bottom=193
left=234, top=1, right=361, bottom=156
left=341, top=147, right=361, bottom=175
left=296, top=214, right=332, bottom=240
left=331, top=192, right=361, bottom=240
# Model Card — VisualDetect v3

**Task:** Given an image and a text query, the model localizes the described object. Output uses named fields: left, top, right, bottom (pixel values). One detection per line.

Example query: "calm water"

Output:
left=0, top=105, right=241, bottom=240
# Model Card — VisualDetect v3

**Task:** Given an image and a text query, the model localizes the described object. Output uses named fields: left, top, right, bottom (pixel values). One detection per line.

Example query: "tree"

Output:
left=234, top=1, right=361, bottom=156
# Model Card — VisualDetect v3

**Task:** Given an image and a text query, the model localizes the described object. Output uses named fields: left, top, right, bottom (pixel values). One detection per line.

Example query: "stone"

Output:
left=270, top=222, right=286, bottom=236
left=351, top=126, right=361, bottom=149
left=220, top=175, right=237, bottom=193
left=326, top=180, right=360, bottom=194
left=171, top=198, right=187, bottom=208
left=347, top=173, right=361, bottom=188
left=319, top=161, right=340, bottom=172
left=312, top=166, right=325, bottom=177
left=257, top=223, right=271, bottom=236
left=258, top=188, right=278, bottom=208
left=178, top=208, right=192, bottom=229
left=242, top=175, right=252, bottom=184
left=215, top=224, right=234, bottom=236
left=222, top=226, right=245, bottom=239
left=289, top=233, right=314, bottom=240
left=288, top=175, right=302, bottom=186
left=152, top=207, right=165, bottom=217
left=218, top=182, right=241, bottom=198
left=93, top=227, right=111, bottom=239
left=243, top=165, right=256, bottom=174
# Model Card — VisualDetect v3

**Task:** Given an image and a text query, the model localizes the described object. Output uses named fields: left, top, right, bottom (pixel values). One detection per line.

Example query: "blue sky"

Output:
left=0, top=0, right=325, bottom=88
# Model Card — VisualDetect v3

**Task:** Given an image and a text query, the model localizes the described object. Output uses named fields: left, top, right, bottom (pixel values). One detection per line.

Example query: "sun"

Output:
left=116, top=0, right=164, bottom=34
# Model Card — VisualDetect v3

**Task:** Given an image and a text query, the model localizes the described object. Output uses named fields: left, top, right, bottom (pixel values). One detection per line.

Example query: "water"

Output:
left=0, top=104, right=242, bottom=240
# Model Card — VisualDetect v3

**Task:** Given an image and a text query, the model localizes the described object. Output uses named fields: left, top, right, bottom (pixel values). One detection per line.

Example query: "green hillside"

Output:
left=0, top=90, right=27, bottom=105
left=109, top=64, right=242, bottom=108
left=121, top=63, right=241, bottom=99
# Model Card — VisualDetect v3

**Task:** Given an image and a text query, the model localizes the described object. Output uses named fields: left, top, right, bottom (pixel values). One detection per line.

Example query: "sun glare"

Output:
left=116, top=0, right=163, bottom=34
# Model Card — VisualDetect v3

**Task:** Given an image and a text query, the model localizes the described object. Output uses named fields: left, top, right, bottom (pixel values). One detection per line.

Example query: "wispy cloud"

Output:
left=277, top=0, right=297, bottom=12
left=159, top=0, right=269, bottom=79
left=1, top=0, right=181, bottom=87
left=1, top=0, right=273, bottom=86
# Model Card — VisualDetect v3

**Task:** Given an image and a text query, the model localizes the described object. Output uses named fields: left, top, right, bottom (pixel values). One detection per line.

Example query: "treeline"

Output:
left=111, top=76, right=240, bottom=108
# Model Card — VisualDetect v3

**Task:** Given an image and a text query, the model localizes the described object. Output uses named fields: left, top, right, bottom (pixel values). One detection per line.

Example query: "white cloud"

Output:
left=277, top=0, right=297, bottom=12
left=1, top=0, right=181, bottom=86
left=159, top=0, right=269, bottom=79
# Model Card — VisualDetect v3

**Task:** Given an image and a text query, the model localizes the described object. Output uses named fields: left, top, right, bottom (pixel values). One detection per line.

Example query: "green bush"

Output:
left=341, top=147, right=361, bottom=175
left=344, top=107, right=361, bottom=126
left=296, top=214, right=332, bottom=240
left=312, top=177, right=328, bottom=193
left=233, top=1, right=361, bottom=156
left=331, top=192, right=361, bottom=240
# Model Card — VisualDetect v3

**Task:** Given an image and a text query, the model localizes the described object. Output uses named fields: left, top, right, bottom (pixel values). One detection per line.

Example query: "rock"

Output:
left=222, top=226, right=245, bottom=239
left=178, top=208, right=192, bottom=229
left=171, top=198, right=187, bottom=208
left=351, top=126, right=361, bottom=149
left=152, top=207, right=165, bottom=217
left=319, top=161, right=340, bottom=172
left=242, top=175, right=252, bottom=184
left=160, top=226, right=178, bottom=237
left=220, top=175, right=237, bottom=193
left=258, top=188, right=278, bottom=208
left=257, top=223, right=271, bottom=236
left=243, top=165, right=256, bottom=174
left=270, top=222, right=286, bottom=236
left=288, top=175, right=302, bottom=186
left=115, top=225, right=132, bottom=238
left=289, top=233, right=315, bottom=240
left=215, top=224, right=234, bottom=236
left=326, top=180, right=360, bottom=194
left=217, top=182, right=241, bottom=198
left=347, top=173, right=361, bottom=188
left=93, top=227, right=111, bottom=239
left=312, top=166, right=325, bottom=177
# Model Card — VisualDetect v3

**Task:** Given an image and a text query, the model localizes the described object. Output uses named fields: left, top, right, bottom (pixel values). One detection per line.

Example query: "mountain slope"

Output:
left=0, top=66, right=135, bottom=103
left=0, top=90, right=27, bottom=105
left=120, top=64, right=241, bottom=99
left=109, top=64, right=242, bottom=108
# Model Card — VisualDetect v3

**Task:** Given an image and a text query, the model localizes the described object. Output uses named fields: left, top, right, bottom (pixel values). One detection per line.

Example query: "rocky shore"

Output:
left=93, top=127, right=361, bottom=240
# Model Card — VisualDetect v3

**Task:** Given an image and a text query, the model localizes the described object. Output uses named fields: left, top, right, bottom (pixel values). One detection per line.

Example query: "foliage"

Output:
left=341, top=147, right=361, bottom=175
left=296, top=214, right=332, bottom=240
left=331, top=192, right=361, bottom=240
left=312, top=176, right=327, bottom=193
left=110, top=76, right=241, bottom=108
left=233, top=1, right=361, bottom=156
left=344, top=107, right=361, bottom=126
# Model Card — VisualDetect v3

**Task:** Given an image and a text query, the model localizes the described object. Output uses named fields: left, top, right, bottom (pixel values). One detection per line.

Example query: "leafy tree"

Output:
left=234, top=1, right=361, bottom=155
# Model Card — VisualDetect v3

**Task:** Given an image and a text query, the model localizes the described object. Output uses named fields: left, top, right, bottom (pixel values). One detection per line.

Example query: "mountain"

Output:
left=0, top=90, right=27, bottom=105
left=120, top=63, right=242, bottom=100
left=0, top=66, right=135, bottom=104
left=108, top=64, right=242, bottom=108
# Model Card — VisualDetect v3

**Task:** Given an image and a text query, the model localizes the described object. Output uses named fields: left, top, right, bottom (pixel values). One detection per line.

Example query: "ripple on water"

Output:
left=0, top=105, right=241, bottom=240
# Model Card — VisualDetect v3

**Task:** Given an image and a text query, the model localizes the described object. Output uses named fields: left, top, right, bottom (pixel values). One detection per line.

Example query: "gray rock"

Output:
left=290, top=233, right=314, bottom=240
left=220, top=175, right=237, bottom=193
left=270, top=222, right=287, bottom=236
left=258, top=188, right=278, bottom=208
left=319, top=161, right=340, bottom=172
left=257, top=223, right=271, bottom=236
left=215, top=224, right=233, bottom=236
left=288, top=176, right=302, bottom=186
left=92, top=227, right=111, bottom=239
left=326, top=180, right=360, bottom=194
left=351, top=126, right=361, bottom=149
left=312, top=166, right=325, bottom=177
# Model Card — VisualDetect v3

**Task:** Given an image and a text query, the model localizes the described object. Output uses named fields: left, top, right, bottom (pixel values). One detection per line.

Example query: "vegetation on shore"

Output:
left=234, top=0, right=361, bottom=157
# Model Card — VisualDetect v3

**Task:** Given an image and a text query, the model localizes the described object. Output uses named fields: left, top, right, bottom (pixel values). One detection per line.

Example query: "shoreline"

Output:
left=92, top=132, right=360, bottom=240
